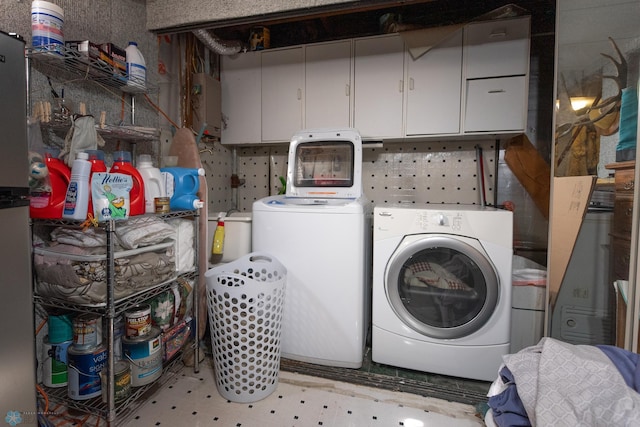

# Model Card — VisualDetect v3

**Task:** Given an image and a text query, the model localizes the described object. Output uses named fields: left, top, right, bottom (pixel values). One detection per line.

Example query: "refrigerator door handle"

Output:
left=0, top=186, right=30, bottom=208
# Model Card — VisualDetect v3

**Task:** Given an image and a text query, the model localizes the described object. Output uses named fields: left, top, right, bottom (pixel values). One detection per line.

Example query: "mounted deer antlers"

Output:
left=555, top=37, right=628, bottom=175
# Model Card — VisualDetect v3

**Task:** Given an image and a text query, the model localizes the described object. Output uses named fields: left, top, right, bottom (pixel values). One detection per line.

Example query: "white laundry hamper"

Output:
left=205, top=252, right=286, bottom=403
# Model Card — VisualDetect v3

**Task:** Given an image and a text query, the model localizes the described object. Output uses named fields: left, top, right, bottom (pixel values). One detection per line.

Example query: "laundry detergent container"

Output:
left=205, top=252, right=286, bottom=403
left=207, top=212, right=252, bottom=263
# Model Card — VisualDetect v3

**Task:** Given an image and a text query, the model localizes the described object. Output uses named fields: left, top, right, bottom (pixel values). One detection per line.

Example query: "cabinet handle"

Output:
left=487, top=89, right=506, bottom=94
left=345, top=83, right=350, bottom=96
left=409, top=77, right=415, bottom=91
left=489, top=30, right=507, bottom=38
left=297, top=88, right=302, bottom=100
left=399, top=80, right=404, bottom=93
left=623, top=180, right=634, bottom=190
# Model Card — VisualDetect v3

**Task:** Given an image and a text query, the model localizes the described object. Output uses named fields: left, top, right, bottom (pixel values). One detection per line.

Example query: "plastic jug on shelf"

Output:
left=29, top=149, right=71, bottom=219
left=62, top=151, right=91, bottom=220
left=160, top=166, right=205, bottom=211
left=137, top=154, right=166, bottom=214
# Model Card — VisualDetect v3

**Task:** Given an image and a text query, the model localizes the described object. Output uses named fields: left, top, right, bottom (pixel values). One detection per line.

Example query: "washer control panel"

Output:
left=375, top=206, right=473, bottom=236
left=416, top=210, right=464, bottom=231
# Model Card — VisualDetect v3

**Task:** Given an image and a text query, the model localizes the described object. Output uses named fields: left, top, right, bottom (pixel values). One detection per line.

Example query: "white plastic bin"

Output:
left=205, top=252, right=286, bottom=403
left=207, top=212, right=252, bottom=264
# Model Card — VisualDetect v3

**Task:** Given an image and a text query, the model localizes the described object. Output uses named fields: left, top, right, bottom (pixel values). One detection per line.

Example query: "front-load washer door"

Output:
left=386, top=234, right=499, bottom=339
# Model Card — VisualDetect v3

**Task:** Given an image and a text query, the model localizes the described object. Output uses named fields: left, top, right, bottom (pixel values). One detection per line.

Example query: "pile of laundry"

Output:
left=487, top=337, right=640, bottom=426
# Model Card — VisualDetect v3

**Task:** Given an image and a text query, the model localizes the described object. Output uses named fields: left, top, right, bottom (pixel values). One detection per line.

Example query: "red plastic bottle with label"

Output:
left=85, top=150, right=108, bottom=217
left=109, top=151, right=145, bottom=216
left=29, top=152, right=72, bottom=219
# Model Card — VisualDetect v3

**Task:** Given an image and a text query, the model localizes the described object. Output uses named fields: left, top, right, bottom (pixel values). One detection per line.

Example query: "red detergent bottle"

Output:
left=85, top=150, right=108, bottom=217
left=109, top=150, right=145, bottom=216
left=29, top=150, right=71, bottom=219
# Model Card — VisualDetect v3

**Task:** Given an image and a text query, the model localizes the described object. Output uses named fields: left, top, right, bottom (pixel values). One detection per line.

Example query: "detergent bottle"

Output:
left=137, top=154, right=166, bottom=214
left=29, top=149, right=71, bottom=219
left=62, top=151, right=91, bottom=220
left=85, top=150, right=107, bottom=217
left=110, top=151, right=145, bottom=216
left=160, top=167, right=205, bottom=211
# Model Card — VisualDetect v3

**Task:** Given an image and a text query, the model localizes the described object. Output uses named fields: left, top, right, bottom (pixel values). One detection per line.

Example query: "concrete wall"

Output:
left=1, top=0, right=159, bottom=159
left=146, top=0, right=372, bottom=33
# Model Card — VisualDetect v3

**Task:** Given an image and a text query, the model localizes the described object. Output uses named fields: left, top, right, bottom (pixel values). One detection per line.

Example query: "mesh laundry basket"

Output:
left=205, top=252, right=286, bottom=403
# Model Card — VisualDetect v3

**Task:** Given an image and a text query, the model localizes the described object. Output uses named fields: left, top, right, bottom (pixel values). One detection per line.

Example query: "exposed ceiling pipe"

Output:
left=192, top=28, right=244, bottom=55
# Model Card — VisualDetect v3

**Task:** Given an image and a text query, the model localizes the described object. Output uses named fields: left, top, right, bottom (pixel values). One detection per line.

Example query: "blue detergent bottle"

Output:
left=160, top=167, right=205, bottom=211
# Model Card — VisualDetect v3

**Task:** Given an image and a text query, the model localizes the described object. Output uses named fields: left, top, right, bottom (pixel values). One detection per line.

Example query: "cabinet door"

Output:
left=305, top=40, right=352, bottom=129
left=464, top=76, right=527, bottom=132
left=405, top=29, right=462, bottom=135
left=354, top=34, right=404, bottom=139
left=464, top=16, right=530, bottom=79
left=220, top=52, right=261, bottom=144
left=262, top=47, right=304, bottom=142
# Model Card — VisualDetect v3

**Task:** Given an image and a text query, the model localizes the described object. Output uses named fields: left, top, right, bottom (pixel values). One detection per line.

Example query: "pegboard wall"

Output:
left=198, top=139, right=501, bottom=215
left=183, top=136, right=548, bottom=254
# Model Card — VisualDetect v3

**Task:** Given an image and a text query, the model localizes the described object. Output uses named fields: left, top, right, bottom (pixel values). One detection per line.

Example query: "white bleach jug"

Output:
left=137, top=154, right=165, bottom=214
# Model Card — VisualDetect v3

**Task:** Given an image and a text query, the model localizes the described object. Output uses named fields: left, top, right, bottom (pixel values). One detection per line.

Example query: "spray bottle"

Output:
left=211, top=212, right=226, bottom=255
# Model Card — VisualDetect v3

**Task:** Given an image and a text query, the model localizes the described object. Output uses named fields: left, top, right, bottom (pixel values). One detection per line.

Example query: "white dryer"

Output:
left=372, top=205, right=513, bottom=381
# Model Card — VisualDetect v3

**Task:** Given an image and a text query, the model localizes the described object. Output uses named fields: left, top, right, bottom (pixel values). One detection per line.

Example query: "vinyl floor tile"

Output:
left=121, top=359, right=484, bottom=427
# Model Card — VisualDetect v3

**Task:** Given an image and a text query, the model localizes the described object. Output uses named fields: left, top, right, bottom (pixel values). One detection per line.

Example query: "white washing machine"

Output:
left=372, top=205, right=513, bottom=381
left=252, top=128, right=371, bottom=368
left=252, top=196, right=371, bottom=368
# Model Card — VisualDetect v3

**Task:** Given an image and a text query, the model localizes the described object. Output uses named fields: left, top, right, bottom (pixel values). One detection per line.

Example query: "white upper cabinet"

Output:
left=405, top=28, right=463, bottom=136
left=262, top=47, right=304, bottom=142
left=463, top=16, right=531, bottom=133
left=219, top=17, right=531, bottom=144
left=463, top=16, right=531, bottom=78
left=221, top=51, right=261, bottom=144
left=305, top=40, right=352, bottom=130
left=354, top=34, right=405, bottom=139
left=464, top=76, right=528, bottom=132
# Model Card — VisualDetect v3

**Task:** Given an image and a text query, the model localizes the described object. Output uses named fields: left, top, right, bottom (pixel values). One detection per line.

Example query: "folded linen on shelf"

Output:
left=34, top=241, right=176, bottom=305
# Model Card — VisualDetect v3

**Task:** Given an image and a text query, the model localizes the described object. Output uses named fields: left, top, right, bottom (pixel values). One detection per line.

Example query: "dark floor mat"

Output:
left=280, top=357, right=489, bottom=406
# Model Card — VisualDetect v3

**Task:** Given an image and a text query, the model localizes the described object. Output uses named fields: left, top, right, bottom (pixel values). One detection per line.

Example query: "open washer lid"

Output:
left=286, top=128, right=363, bottom=199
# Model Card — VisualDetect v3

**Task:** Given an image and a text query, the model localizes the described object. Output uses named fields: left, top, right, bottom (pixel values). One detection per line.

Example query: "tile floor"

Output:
left=120, top=359, right=485, bottom=427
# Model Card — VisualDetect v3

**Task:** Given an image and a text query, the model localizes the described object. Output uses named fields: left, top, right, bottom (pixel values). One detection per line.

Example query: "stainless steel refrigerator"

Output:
left=0, top=31, right=38, bottom=424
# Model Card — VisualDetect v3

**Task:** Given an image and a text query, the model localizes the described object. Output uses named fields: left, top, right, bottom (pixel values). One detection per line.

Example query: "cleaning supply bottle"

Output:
left=110, top=151, right=145, bottom=216
left=125, top=41, right=146, bottom=89
left=137, top=154, right=166, bottom=214
left=85, top=149, right=107, bottom=217
left=86, top=149, right=108, bottom=172
left=211, top=214, right=225, bottom=255
left=160, top=167, right=205, bottom=211
left=62, top=151, right=91, bottom=220
left=29, top=150, right=71, bottom=219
